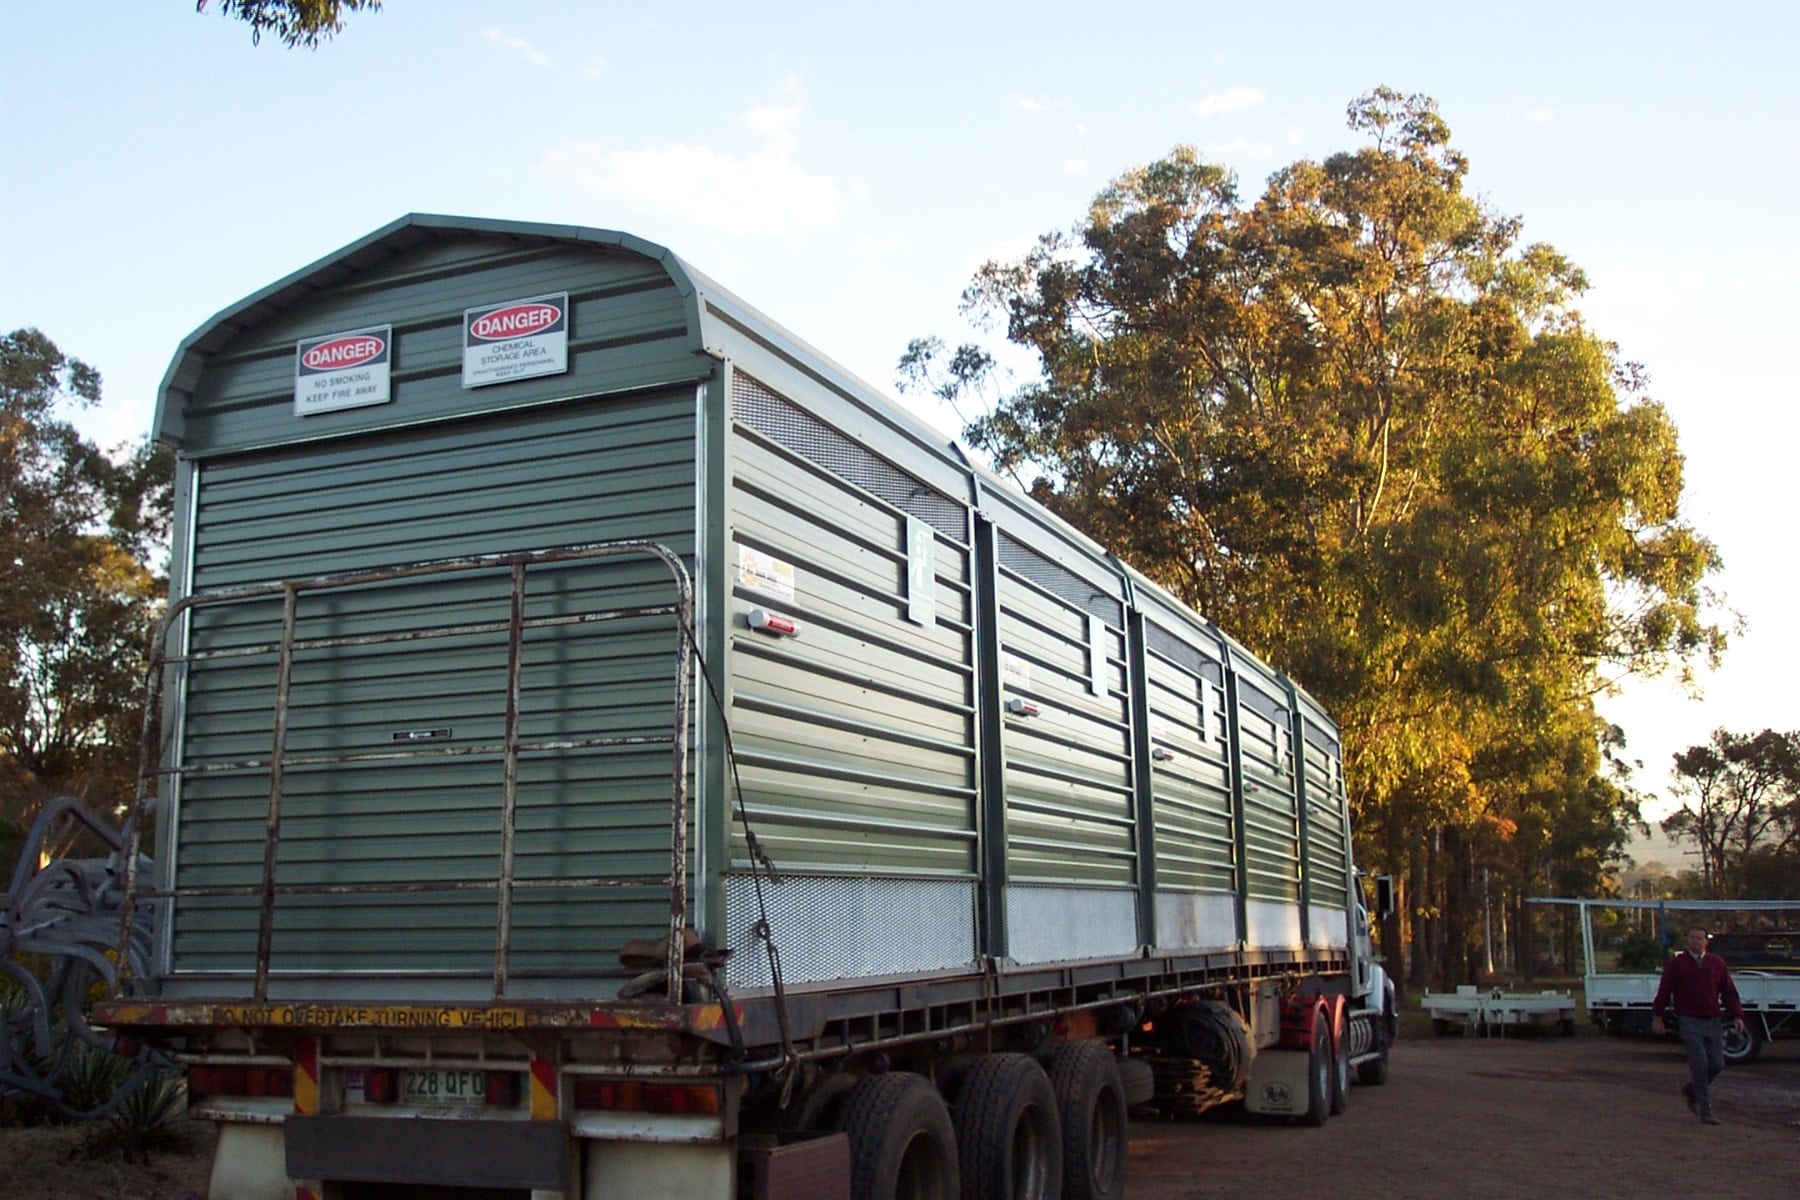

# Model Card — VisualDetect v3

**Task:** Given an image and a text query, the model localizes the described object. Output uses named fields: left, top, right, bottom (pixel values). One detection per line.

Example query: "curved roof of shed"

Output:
left=155, top=212, right=836, bottom=449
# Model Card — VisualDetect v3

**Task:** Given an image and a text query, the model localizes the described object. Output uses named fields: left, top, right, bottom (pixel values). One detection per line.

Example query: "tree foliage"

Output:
left=1664, top=729, right=1800, bottom=898
left=0, top=330, right=172, bottom=843
left=903, top=89, right=1725, bottom=987
left=197, top=0, right=380, bottom=48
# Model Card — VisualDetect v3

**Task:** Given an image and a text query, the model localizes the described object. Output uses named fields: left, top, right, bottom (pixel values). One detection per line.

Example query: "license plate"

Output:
left=402, top=1068, right=486, bottom=1106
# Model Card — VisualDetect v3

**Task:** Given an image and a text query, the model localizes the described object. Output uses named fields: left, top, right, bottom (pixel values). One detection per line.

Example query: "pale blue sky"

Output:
left=3, top=2, right=1796, bottom=827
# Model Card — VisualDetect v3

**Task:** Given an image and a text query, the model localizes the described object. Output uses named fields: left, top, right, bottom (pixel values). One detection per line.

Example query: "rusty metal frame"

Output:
left=115, top=541, right=696, bottom=1004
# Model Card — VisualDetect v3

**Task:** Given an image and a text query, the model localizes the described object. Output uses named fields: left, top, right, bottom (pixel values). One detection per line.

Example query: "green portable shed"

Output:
left=148, top=214, right=1350, bottom=1003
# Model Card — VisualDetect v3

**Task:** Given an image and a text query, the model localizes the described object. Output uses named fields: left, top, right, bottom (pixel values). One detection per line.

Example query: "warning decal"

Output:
left=463, top=292, right=570, bottom=388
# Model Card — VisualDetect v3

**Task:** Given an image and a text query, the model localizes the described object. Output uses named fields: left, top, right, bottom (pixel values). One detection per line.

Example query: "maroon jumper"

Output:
left=1652, top=951, right=1745, bottom=1023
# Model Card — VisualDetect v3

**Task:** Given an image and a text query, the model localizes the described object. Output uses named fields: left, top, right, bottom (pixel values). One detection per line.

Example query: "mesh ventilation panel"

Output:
left=723, top=874, right=977, bottom=989
left=732, top=373, right=966, bottom=539
left=996, top=533, right=1123, bottom=628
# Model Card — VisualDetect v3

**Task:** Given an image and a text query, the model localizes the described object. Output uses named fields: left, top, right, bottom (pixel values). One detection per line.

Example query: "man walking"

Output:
left=1651, top=925, right=1747, bottom=1126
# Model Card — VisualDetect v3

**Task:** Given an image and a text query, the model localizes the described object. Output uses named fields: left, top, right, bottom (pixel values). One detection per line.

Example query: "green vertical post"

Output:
left=972, top=512, right=1010, bottom=961
left=1218, top=634, right=1249, bottom=947
left=1123, top=600, right=1160, bottom=951
left=699, top=373, right=732, bottom=947
left=1282, top=675, right=1312, bottom=947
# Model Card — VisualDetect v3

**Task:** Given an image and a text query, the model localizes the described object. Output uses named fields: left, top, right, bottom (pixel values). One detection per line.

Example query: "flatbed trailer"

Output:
left=11, top=215, right=1401, bottom=1200
left=1420, top=986, right=1576, bottom=1037
left=1532, top=898, right=1800, bottom=1064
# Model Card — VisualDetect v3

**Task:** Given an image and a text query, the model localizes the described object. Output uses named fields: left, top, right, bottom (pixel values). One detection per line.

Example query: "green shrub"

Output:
left=84, top=1070, right=194, bottom=1160
left=1617, top=930, right=1669, bottom=973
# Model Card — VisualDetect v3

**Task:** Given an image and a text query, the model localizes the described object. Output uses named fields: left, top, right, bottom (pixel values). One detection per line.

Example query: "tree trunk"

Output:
left=1408, top=837, right=1432, bottom=991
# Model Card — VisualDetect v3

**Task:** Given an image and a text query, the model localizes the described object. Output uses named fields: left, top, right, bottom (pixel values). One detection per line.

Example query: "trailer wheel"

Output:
left=1328, top=1005, right=1351, bottom=1115
left=1301, top=1010, right=1331, bottom=1127
left=1046, top=1042, right=1127, bottom=1200
left=835, top=1072, right=959, bottom=1200
left=1722, top=1024, right=1764, bottom=1066
left=954, top=1054, right=1062, bottom=1200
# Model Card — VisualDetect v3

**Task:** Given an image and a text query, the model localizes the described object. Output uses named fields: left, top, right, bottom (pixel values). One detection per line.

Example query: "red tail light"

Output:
left=188, top=1065, right=293, bottom=1099
left=363, top=1068, right=399, bottom=1104
left=573, top=1078, right=719, bottom=1115
left=485, top=1071, right=520, bottom=1107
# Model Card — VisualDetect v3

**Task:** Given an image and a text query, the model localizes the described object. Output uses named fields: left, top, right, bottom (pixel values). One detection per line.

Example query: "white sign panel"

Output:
left=294, top=325, right=392, bottom=416
left=1002, top=652, right=1032, bottom=690
left=462, top=292, right=570, bottom=388
left=738, top=546, right=797, bottom=603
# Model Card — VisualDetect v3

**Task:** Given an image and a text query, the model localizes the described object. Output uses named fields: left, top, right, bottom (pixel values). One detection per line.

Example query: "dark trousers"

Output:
left=1676, top=1015, right=1725, bottom=1115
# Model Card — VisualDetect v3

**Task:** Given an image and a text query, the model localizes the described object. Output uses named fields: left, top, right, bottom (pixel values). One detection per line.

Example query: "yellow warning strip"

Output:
left=529, top=1057, right=558, bottom=1120
left=293, top=1037, right=319, bottom=1115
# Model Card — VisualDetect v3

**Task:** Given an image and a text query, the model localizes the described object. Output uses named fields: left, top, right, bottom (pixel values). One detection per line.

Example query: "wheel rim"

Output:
left=1011, top=1104, right=1055, bottom=1200
left=895, top=1129, right=951, bottom=1200
left=1086, top=1084, right=1124, bottom=1189
left=1722, top=1026, right=1752, bottom=1059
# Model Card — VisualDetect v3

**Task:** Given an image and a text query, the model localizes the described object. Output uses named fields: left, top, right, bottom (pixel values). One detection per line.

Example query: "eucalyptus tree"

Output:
left=1665, top=728, right=1800, bottom=898
left=0, top=330, right=171, bottom=846
left=904, top=90, right=1723, bottom=986
left=198, top=0, right=380, bottom=47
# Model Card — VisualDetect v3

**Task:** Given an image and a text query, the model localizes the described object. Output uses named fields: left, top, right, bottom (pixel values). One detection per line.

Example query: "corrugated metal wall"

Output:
left=1231, top=662, right=1302, bottom=906
left=991, top=533, right=1135, bottom=889
left=721, top=373, right=979, bottom=984
left=171, top=392, right=697, bottom=984
left=1299, top=705, right=1352, bottom=924
left=1141, top=613, right=1236, bottom=897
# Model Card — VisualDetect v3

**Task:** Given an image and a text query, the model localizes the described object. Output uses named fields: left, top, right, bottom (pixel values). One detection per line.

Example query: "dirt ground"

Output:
left=1, top=1029, right=1793, bottom=1198
left=1128, top=1028, right=1800, bottom=1200
left=0, top=1118, right=214, bottom=1200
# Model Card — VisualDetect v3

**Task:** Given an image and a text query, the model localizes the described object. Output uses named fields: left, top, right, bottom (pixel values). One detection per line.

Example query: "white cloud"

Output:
left=1186, top=87, right=1266, bottom=119
left=1064, top=159, right=1087, bottom=173
left=482, top=28, right=552, bottom=68
left=743, top=74, right=807, bottom=155
left=1010, top=91, right=1057, bottom=112
left=1202, top=137, right=1276, bottom=161
left=581, top=55, right=610, bottom=79
left=1073, top=121, right=1087, bottom=135
left=537, top=78, right=844, bottom=237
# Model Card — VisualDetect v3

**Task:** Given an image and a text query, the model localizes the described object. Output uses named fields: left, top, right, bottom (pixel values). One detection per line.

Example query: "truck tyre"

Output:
left=1722, top=1024, right=1764, bottom=1066
left=835, top=1072, right=959, bottom=1200
left=954, top=1054, right=1062, bottom=1200
left=1301, top=1010, right=1331, bottom=1127
left=1046, top=1042, right=1127, bottom=1200
left=1328, top=1002, right=1350, bottom=1115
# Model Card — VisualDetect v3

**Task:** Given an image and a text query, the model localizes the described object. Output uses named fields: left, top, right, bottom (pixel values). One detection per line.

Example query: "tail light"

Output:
left=363, top=1068, right=399, bottom=1104
left=485, top=1071, right=520, bottom=1107
left=573, top=1079, right=720, bottom=1115
left=188, top=1065, right=294, bottom=1099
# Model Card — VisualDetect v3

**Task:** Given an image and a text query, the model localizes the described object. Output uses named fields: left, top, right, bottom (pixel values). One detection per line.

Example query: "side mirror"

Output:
left=1369, top=874, right=1395, bottom=920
